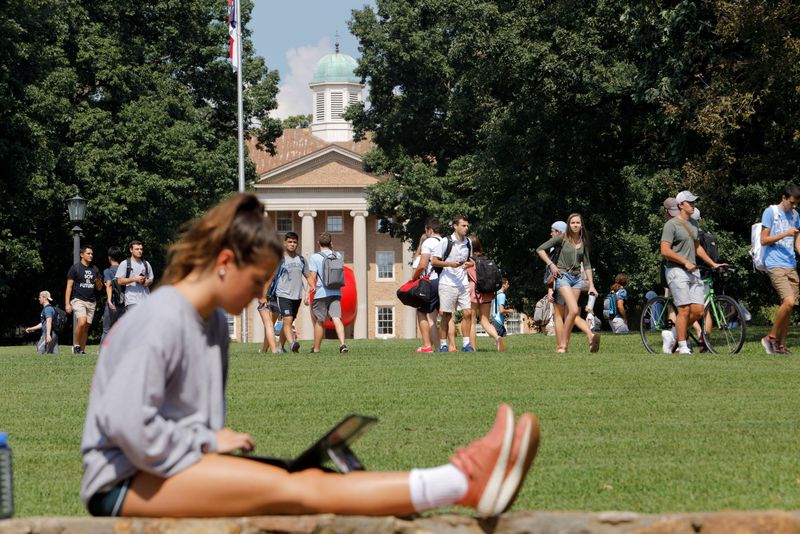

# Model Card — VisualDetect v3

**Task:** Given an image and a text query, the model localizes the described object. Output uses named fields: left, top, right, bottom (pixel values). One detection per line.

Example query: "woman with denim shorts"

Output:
left=536, top=213, right=600, bottom=353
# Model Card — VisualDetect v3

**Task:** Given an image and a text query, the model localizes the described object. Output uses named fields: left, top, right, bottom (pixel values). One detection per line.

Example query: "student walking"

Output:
left=274, top=231, right=308, bottom=353
left=25, top=290, right=60, bottom=354
left=101, top=246, right=124, bottom=346
left=65, top=244, right=102, bottom=354
left=659, top=191, right=724, bottom=354
left=536, top=213, right=600, bottom=353
left=306, top=232, right=348, bottom=353
left=79, top=193, right=540, bottom=519
left=466, top=237, right=504, bottom=352
left=758, top=183, right=800, bottom=354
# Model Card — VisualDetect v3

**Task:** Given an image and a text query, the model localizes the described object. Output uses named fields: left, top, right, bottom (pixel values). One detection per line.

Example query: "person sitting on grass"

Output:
left=80, top=193, right=540, bottom=518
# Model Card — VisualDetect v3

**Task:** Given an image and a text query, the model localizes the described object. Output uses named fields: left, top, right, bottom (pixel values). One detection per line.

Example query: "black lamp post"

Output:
left=66, top=194, right=87, bottom=265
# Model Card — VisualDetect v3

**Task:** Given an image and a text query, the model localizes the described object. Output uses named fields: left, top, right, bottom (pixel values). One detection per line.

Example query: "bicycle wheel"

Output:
left=702, top=295, right=747, bottom=354
left=640, top=296, right=675, bottom=353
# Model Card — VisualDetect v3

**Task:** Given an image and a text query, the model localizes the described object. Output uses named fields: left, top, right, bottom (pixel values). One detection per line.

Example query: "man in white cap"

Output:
left=545, top=221, right=567, bottom=339
left=660, top=190, right=725, bottom=354
left=25, top=291, right=60, bottom=354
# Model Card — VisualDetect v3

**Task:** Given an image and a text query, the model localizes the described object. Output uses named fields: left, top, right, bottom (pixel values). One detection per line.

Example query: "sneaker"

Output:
left=439, top=345, right=449, bottom=353
left=309, top=348, right=320, bottom=354
left=661, top=330, right=675, bottom=354
left=451, top=404, right=514, bottom=518
left=496, top=337, right=505, bottom=353
left=415, top=346, right=434, bottom=353
left=339, top=344, right=349, bottom=353
left=290, top=341, right=300, bottom=353
left=462, top=344, right=476, bottom=353
left=761, top=336, right=777, bottom=354
left=678, top=346, right=692, bottom=354
left=73, top=345, right=81, bottom=354
left=589, top=333, right=601, bottom=353
left=492, top=412, right=541, bottom=515
left=775, top=343, right=790, bottom=355
left=274, top=348, right=286, bottom=354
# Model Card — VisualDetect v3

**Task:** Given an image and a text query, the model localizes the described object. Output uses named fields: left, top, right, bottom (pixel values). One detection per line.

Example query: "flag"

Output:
left=227, top=0, right=239, bottom=72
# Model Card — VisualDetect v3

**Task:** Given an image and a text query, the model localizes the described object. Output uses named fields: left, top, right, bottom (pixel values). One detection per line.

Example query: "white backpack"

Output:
left=751, top=205, right=796, bottom=271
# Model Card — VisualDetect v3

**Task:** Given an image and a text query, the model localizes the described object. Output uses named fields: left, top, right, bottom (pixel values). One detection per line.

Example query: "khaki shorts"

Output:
left=71, top=298, right=97, bottom=323
left=438, top=284, right=471, bottom=314
left=767, top=268, right=800, bottom=303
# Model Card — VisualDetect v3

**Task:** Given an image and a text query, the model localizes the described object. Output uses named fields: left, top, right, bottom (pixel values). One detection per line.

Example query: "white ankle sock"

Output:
left=408, top=464, right=468, bottom=512
left=462, top=337, right=469, bottom=348
left=440, top=340, right=447, bottom=348
left=677, top=340, right=688, bottom=349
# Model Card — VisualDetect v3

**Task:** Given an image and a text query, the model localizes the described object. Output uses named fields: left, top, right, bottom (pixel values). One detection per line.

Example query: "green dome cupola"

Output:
left=309, top=40, right=365, bottom=142
left=310, top=50, right=360, bottom=84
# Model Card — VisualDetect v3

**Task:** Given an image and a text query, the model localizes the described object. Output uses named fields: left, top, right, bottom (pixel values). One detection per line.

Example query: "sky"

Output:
left=250, top=1, right=376, bottom=119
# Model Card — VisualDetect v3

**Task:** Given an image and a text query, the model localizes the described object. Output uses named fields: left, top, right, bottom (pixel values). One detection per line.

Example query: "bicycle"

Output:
left=639, top=267, right=747, bottom=354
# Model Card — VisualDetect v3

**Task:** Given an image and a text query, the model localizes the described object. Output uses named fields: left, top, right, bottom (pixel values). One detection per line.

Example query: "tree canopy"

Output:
left=349, top=0, right=800, bottom=315
left=1, top=0, right=281, bottom=340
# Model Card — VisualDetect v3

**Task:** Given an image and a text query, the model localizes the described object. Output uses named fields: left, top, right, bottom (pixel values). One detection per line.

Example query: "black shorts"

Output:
left=87, top=477, right=131, bottom=517
left=277, top=297, right=301, bottom=318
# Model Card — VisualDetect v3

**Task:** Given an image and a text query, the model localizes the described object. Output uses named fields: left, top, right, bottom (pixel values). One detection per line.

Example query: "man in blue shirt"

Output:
left=25, top=290, right=59, bottom=354
left=306, top=232, right=347, bottom=353
left=760, top=183, right=800, bottom=354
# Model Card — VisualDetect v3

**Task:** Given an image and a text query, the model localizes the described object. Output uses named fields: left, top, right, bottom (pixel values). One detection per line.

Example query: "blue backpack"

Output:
left=603, top=291, right=618, bottom=320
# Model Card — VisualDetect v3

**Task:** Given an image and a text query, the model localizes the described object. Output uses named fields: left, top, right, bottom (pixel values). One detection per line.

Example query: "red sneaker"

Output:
left=492, top=412, right=541, bottom=515
left=415, top=346, right=434, bottom=353
left=451, top=404, right=514, bottom=517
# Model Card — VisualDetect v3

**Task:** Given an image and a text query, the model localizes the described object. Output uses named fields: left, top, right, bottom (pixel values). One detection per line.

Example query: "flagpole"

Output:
left=235, top=0, right=248, bottom=343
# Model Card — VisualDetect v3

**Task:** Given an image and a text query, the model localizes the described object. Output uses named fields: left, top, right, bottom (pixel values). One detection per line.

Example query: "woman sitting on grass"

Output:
left=80, top=193, right=540, bottom=518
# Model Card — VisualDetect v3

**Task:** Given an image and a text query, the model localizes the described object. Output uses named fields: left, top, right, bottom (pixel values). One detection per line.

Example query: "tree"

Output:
left=0, top=0, right=282, bottom=340
left=282, top=114, right=312, bottom=129
left=350, top=0, right=800, bottom=316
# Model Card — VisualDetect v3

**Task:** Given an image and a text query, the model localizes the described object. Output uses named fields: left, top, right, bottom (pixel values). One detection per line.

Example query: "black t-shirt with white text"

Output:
left=67, top=263, right=101, bottom=302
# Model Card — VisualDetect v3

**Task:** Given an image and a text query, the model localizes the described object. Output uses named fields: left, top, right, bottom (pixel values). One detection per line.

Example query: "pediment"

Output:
left=255, top=147, right=380, bottom=188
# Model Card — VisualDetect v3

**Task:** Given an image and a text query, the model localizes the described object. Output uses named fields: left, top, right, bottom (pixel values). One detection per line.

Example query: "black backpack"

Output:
left=110, top=279, right=126, bottom=307
left=434, top=237, right=472, bottom=274
left=123, top=258, right=150, bottom=293
left=697, top=228, right=718, bottom=265
left=474, top=256, right=503, bottom=294
left=48, top=305, right=68, bottom=333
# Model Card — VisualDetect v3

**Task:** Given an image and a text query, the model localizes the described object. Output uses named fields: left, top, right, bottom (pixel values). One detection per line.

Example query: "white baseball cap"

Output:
left=676, top=190, right=699, bottom=204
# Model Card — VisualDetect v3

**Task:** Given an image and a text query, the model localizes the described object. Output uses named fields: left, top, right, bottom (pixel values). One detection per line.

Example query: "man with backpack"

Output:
left=757, top=183, right=800, bottom=354
left=306, top=232, right=348, bottom=354
left=25, top=290, right=63, bottom=354
left=431, top=215, right=475, bottom=352
left=115, top=240, right=154, bottom=311
left=273, top=232, right=308, bottom=353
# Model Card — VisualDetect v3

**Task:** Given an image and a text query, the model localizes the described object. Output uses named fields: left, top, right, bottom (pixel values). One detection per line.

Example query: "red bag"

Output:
left=396, top=277, right=435, bottom=308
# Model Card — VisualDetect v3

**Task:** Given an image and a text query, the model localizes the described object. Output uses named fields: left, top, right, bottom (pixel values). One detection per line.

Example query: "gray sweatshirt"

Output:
left=80, top=286, right=230, bottom=503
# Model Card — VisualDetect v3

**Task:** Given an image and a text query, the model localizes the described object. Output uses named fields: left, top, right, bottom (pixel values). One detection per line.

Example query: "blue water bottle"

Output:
left=0, top=432, right=13, bottom=519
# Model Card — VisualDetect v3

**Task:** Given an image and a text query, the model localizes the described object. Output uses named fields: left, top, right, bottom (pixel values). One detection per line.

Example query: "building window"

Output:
left=376, top=251, right=395, bottom=280
left=315, top=92, right=325, bottom=122
left=331, top=92, right=344, bottom=119
left=349, top=92, right=360, bottom=107
left=226, top=313, right=235, bottom=338
left=376, top=306, right=395, bottom=337
left=276, top=212, right=293, bottom=233
left=327, top=213, right=343, bottom=233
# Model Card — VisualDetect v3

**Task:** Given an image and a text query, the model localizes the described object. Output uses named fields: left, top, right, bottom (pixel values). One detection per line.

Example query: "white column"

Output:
left=350, top=210, right=368, bottom=339
left=299, top=210, right=317, bottom=341
left=402, top=239, right=417, bottom=339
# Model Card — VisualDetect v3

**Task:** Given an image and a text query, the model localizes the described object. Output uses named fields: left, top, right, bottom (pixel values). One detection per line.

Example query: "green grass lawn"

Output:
left=2, top=328, right=800, bottom=517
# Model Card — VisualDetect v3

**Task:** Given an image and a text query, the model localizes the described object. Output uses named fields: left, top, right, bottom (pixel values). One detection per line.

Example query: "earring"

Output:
left=218, top=268, right=226, bottom=279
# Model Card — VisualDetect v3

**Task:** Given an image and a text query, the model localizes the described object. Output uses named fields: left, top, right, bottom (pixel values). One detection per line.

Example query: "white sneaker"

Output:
left=661, top=330, right=675, bottom=354
left=678, top=346, right=692, bottom=354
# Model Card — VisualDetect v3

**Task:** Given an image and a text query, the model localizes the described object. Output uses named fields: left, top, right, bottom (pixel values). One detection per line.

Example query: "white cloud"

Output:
left=273, top=38, right=332, bottom=119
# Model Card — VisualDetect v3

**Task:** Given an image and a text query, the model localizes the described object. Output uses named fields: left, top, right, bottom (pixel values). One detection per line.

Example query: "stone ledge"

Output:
left=2, top=511, right=800, bottom=534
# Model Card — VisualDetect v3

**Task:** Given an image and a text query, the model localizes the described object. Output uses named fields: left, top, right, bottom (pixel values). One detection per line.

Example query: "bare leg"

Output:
left=312, top=316, right=324, bottom=352
left=417, top=310, right=432, bottom=348
left=478, top=302, right=503, bottom=351
left=74, top=316, right=89, bottom=350
left=771, top=297, right=795, bottom=345
left=428, top=311, right=440, bottom=347
left=258, top=309, right=277, bottom=353
left=460, top=309, right=473, bottom=348
left=282, top=316, right=296, bottom=346
left=570, top=288, right=594, bottom=340
left=553, top=302, right=566, bottom=351
left=557, top=286, right=581, bottom=350
left=440, top=312, right=452, bottom=349
left=675, top=305, right=690, bottom=342
left=332, top=317, right=346, bottom=346
left=122, top=454, right=414, bottom=518
left=470, top=302, right=479, bottom=349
